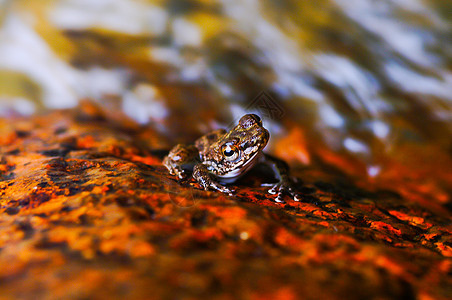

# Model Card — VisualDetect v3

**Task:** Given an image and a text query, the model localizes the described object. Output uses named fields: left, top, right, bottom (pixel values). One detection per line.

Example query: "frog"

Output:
left=163, top=114, right=301, bottom=203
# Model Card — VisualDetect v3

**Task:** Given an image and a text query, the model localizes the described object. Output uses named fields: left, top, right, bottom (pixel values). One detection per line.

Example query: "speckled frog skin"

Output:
left=163, top=114, right=300, bottom=203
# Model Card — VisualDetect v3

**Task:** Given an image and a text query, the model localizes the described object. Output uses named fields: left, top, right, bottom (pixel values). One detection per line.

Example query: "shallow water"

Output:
left=0, top=0, right=450, bottom=208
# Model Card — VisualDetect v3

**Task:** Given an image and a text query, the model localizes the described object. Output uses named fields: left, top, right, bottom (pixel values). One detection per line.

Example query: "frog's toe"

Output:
left=285, top=185, right=302, bottom=201
left=164, top=164, right=175, bottom=175
left=267, top=184, right=278, bottom=194
left=176, top=170, right=187, bottom=179
left=275, top=194, right=286, bottom=203
left=210, top=182, right=235, bottom=195
left=267, top=183, right=285, bottom=203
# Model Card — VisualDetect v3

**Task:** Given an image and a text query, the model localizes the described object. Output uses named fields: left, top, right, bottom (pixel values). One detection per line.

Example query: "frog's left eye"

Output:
left=222, top=145, right=239, bottom=161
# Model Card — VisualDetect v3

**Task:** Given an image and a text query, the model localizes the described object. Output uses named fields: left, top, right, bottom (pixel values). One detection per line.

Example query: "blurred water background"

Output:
left=0, top=0, right=451, bottom=208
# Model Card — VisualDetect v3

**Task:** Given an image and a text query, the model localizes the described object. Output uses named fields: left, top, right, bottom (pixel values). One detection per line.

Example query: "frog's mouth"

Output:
left=216, top=151, right=261, bottom=184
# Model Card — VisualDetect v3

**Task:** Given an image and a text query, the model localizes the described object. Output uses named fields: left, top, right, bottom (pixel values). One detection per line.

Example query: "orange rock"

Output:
left=0, top=103, right=450, bottom=299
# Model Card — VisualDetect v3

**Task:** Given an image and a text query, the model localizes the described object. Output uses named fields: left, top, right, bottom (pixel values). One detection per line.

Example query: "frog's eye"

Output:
left=222, top=145, right=239, bottom=161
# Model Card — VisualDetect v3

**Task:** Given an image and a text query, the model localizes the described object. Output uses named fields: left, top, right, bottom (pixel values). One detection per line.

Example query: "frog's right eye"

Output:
left=222, top=145, right=239, bottom=161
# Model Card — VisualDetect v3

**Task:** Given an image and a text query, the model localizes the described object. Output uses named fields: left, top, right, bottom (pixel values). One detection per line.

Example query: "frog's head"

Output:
left=205, top=114, right=269, bottom=180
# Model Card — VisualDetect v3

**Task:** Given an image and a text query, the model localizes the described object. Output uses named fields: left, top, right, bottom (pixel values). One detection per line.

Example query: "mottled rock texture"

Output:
left=0, top=103, right=450, bottom=299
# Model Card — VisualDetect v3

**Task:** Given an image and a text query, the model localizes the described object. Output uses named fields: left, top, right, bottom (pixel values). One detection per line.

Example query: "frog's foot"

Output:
left=193, top=164, right=235, bottom=196
left=263, top=180, right=301, bottom=203
left=202, top=181, right=235, bottom=195
left=163, top=157, right=187, bottom=179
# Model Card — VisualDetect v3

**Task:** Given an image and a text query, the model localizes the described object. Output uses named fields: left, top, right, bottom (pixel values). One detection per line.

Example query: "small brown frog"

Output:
left=163, top=114, right=301, bottom=203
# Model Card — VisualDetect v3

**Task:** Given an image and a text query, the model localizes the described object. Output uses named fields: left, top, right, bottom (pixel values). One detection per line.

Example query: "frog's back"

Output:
left=195, top=129, right=226, bottom=160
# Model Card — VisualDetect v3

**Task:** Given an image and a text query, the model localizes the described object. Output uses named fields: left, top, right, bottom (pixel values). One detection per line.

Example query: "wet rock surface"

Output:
left=0, top=104, right=450, bottom=299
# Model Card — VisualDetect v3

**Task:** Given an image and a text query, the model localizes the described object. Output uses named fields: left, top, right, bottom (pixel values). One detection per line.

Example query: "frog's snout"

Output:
left=261, top=128, right=270, bottom=145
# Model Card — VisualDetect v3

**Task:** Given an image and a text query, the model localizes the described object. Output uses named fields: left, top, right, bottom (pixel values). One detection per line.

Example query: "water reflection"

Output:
left=0, top=0, right=450, bottom=205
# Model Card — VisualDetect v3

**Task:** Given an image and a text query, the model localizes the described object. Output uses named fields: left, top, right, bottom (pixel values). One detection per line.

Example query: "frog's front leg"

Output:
left=193, top=163, right=235, bottom=195
left=262, top=154, right=301, bottom=203
left=163, top=144, right=198, bottom=179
